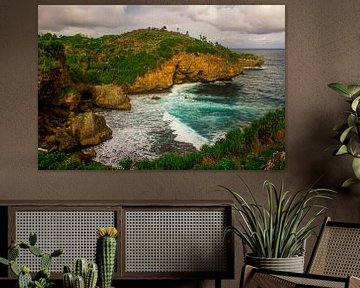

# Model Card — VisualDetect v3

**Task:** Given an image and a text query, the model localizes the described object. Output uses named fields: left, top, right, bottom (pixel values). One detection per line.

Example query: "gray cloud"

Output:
left=38, top=5, right=127, bottom=31
left=186, top=5, right=285, bottom=34
left=38, top=5, right=285, bottom=48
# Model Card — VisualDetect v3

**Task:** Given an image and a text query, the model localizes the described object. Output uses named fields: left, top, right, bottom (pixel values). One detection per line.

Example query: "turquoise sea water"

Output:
left=92, top=49, right=285, bottom=166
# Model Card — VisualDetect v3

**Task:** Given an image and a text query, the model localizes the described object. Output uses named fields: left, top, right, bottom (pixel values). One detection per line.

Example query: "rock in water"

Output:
left=71, top=112, right=112, bottom=146
left=92, top=84, right=131, bottom=110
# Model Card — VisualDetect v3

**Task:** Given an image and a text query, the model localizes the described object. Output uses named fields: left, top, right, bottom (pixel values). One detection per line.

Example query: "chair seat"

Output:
left=277, top=274, right=346, bottom=288
left=243, top=266, right=360, bottom=288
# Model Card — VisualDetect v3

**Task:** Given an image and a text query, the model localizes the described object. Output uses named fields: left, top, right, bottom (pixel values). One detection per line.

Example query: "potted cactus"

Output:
left=0, top=232, right=63, bottom=288
left=96, top=227, right=118, bottom=288
left=62, top=258, right=98, bottom=288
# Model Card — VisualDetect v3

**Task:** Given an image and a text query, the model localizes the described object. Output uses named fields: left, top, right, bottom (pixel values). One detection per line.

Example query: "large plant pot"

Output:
left=245, top=254, right=304, bottom=273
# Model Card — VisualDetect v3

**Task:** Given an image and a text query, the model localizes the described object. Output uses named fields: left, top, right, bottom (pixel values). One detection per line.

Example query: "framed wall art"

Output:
left=38, top=5, right=285, bottom=170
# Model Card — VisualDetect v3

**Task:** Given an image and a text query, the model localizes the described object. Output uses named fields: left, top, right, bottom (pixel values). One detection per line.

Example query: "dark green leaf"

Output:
left=328, top=83, right=351, bottom=97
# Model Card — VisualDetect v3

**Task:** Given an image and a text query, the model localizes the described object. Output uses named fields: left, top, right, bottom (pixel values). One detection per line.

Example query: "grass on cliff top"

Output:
left=120, top=109, right=285, bottom=170
left=38, top=28, right=258, bottom=85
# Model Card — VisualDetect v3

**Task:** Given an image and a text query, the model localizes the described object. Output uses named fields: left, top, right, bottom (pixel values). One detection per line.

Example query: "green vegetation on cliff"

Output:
left=38, top=33, right=65, bottom=73
left=38, top=28, right=255, bottom=85
left=38, top=150, right=113, bottom=170
left=121, top=109, right=285, bottom=170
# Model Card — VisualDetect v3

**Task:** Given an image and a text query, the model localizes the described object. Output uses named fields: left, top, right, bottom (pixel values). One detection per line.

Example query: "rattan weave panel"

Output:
left=15, top=211, right=115, bottom=272
left=309, top=226, right=360, bottom=277
left=125, top=210, right=227, bottom=273
left=277, top=275, right=345, bottom=288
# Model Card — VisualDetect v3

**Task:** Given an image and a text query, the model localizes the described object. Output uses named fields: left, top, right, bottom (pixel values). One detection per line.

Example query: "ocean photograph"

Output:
left=38, top=5, right=286, bottom=170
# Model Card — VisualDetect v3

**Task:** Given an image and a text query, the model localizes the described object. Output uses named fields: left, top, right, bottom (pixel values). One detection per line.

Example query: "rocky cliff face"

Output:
left=38, top=47, right=113, bottom=151
left=124, top=53, right=249, bottom=94
left=91, top=84, right=131, bottom=110
left=239, top=57, right=264, bottom=67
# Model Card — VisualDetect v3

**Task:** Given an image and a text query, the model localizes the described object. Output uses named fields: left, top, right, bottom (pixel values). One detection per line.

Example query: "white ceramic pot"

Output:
left=245, top=254, right=305, bottom=273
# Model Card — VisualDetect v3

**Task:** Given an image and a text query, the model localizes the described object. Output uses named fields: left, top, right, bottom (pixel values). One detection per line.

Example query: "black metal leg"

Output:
left=215, top=278, right=221, bottom=288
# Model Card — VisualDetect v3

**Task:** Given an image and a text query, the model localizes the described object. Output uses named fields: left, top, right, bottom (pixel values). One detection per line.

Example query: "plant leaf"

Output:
left=328, top=83, right=351, bottom=97
left=336, top=145, right=348, bottom=155
left=349, top=135, right=360, bottom=156
left=223, top=180, right=335, bottom=258
left=347, top=114, right=356, bottom=128
left=342, top=177, right=360, bottom=188
left=10, top=261, right=20, bottom=276
left=340, top=126, right=353, bottom=143
left=352, top=157, right=360, bottom=179
left=351, top=96, right=360, bottom=111
left=347, top=85, right=360, bottom=97
left=0, top=257, right=9, bottom=266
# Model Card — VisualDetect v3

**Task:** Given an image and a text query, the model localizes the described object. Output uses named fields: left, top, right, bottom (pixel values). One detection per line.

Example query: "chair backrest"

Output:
left=307, top=217, right=360, bottom=277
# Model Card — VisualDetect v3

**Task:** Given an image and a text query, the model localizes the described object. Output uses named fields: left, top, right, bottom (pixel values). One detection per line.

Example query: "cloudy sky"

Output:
left=38, top=5, right=285, bottom=49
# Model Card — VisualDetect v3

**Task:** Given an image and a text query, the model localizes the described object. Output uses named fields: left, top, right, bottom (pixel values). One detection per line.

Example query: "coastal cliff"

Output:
left=58, top=28, right=264, bottom=93
left=38, top=34, right=114, bottom=151
left=38, top=29, right=267, bottom=169
left=125, top=53, right=261, bottom=94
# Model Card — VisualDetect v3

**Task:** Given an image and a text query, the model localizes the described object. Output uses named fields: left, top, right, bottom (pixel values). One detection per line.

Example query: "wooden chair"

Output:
left=241, top=217, right=360, bottom=288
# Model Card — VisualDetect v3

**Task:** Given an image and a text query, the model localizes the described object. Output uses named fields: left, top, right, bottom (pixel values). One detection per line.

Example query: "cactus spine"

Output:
left=63, top=260, right=98, bottom=288
left=96, top=227, right=118, bottom=288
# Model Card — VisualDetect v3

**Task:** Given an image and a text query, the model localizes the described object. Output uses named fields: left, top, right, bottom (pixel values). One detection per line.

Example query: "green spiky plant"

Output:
left=0, top=232, right=63, bottom=288
left=328, top=83, right=360, bottom=187
left=96, top=227, right=118, bottom=288
left=222, top=179, right=335, bottom=258
left=62, top=258, right=98, bottom=288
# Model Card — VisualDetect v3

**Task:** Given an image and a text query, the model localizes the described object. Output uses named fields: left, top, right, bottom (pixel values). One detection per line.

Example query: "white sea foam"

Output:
left=163, top=111, right=209, bottom=150
left=243, top=66, right=266, bottom=70
left=168, top=82, right=200, bottom=97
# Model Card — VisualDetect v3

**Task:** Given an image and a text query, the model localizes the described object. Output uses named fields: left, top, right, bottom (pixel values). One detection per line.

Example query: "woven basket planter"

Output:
left=245, top=254, right=305, bottom=273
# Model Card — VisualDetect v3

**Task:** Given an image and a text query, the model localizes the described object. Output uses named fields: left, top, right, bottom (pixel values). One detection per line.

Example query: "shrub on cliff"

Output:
left=38, top=33, right=65, bottom=73
left=38, top=151, right=113, bottom=170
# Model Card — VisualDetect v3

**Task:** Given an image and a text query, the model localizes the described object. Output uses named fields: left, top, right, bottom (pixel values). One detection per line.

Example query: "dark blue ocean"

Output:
left=92, top=49, right=285, bottom=166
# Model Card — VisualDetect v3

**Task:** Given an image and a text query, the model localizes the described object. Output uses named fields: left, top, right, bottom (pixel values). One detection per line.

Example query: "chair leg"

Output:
left=240, top=265, right=255, bottom=288
left=215, top=278, right=221, bottom=288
